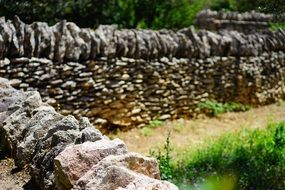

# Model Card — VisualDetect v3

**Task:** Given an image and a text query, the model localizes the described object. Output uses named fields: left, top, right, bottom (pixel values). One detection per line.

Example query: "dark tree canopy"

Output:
left=0, top=0, right=284, bottom=29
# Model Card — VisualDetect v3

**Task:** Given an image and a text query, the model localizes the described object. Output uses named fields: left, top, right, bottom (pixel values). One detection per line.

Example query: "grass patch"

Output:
left=151, top=122, right=285, bottom=189
left=173, top=123, right=184, bottom=133
left=148, top=119, right=164, bottom=129
left=270, top=22, right=285, bottom=31
left=139, top=127, right=153, bottom=137
left=139, top=119, right=164, bottom=137
left=198, top=100, right=250, bottom=117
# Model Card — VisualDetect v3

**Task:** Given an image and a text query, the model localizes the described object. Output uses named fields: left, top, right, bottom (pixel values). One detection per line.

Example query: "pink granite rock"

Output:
left=74, top=165, right=178, bottom=190
left=54, top=139, right=127, bottom=190
left=74, top=152, right=178, bottom=190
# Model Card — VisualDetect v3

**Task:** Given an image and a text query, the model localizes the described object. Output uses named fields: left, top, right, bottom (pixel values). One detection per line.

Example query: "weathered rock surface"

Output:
left=74, top=166, right=178, bottom=190
left=0, top=16, right=284, bottom=61
left=0, top=13, right=284, bottom=189
left=74, top=153, right=177, bottom=190
left=2, top=52, right=285, bottom=130
left=54, top=139, right=127, bottom=189
left=0, top=78, right=178, bottom=190
left=0, top=15, right=285, bottom=130
left=196, top=9, right=273, bottom=33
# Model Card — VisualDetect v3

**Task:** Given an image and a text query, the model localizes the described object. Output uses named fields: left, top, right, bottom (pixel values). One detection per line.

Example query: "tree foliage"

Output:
left=0, top=0, right=284, bottom=29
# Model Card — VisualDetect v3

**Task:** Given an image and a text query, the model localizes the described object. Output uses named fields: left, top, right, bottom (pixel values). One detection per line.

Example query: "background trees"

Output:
left=0, top=0, right=283, bottom=29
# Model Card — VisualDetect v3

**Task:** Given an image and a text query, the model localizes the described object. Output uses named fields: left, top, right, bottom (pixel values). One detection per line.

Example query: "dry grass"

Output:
left=111, top=102, right=285, bottom=155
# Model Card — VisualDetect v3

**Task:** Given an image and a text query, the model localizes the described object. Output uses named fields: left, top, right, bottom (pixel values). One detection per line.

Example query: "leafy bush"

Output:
left=172, top=122, right=285, bottom=189
left=257, top=0, right=285, bottom=18
left=198, top=100, right=250, bottom=116
left=0, top=0, right=202, bottom=29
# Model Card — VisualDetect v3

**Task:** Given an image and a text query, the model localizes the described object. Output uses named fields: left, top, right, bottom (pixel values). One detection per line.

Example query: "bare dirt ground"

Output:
left=0, top=158, right=32, bottom=190
left=112, top=103, right=285, bottom=155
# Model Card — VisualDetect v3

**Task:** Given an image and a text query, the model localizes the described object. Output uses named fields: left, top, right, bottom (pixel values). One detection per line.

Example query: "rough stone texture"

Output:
left=75, top=152, right=161, bottom=189
left=196, top=9, right=273, bottom=33
left=0, top=16, right=284, bottom=61
left=74, top=166, right=178, bottom=190
left=0, top=78, right=178, bottom=190
left=73, top=153, right=177, bottom=190
left=0, top=14, right=284, bottom=190
left=54, top=139, right=128, bottom=189
left=0, top=16, right=285, bottom=130
left=2, top=52, right=285, bottom=130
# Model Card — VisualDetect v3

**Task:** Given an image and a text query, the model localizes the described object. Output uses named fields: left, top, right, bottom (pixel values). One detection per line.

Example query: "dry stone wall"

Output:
left=0, top=16, right=284, bottom=61
left=2, top=52, right=285, bottom=130
left=0, top=77, right=178, bottom=190
left=0, top=16, right=285, bottom=129
left=195, top=9, right=273, bottom=33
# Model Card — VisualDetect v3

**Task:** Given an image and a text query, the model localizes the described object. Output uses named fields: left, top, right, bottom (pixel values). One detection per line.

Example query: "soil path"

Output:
left=0, top=158, right=32, bottom=190
left=112, top=103, right=285, bottom=155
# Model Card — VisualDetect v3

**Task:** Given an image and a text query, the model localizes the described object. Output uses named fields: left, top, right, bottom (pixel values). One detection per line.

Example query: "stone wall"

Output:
left=0, top=77, right=178, bottom=190
left=1, top=17, right=285, bottom=130
left=2, top=52, right=285, bottom=130
left=195, top=9, right=273, bottom=33
left=0, top=16, right=284, bottom=62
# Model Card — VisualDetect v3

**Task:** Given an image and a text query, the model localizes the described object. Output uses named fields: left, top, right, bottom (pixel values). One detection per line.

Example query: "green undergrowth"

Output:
left=270, top=22, right=285, bottom=31
left=198, top=100, right=250, bottom=117
left=139, top=119, right=164, bottom=136
left=150, top=132, right=173, bottom=180
left=151, top=122, right=285, bottom=190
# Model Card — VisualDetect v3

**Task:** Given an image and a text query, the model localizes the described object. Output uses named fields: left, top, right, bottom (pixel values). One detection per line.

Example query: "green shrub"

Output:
left=172, top=122, right=285, bottom=189
left=270, top=22, right=285, bottom=31
left=150, top=132, right=174, bottom=180
left=0, top=0, right=195, bottom=28
left=198, top=100, right=250, bottom=116
left=257, top=0, right=285, bottom=18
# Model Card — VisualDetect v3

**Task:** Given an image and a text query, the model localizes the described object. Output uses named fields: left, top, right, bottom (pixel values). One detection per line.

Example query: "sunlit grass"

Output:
left=151, top=122, right=285, bottom=189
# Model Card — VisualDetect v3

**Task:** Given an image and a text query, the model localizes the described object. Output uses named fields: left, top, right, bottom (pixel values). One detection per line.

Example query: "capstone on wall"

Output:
left=195, top=9, right=273, bottom=33
left=0, top=16, right=285, bottom=130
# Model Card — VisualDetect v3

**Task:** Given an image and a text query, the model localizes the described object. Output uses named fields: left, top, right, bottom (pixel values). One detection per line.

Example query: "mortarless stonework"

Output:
left=0, top=77, right=178, bottom=190
left=0, top=16, right=285, bottom=129
left=0, top=16, right=284, bottom=61
left=195, top=9, right=273, bottom=33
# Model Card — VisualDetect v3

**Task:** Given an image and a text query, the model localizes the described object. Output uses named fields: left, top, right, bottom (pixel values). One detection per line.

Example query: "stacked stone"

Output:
left=0, top=16, right=285, bottom=62
left=0, top=78, right=178, bottom=190
left=1, top=52, right=285, bottom=130
left=195, top=9, right=273, bottom=33
left=1, top=17, right=285, bottom=130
